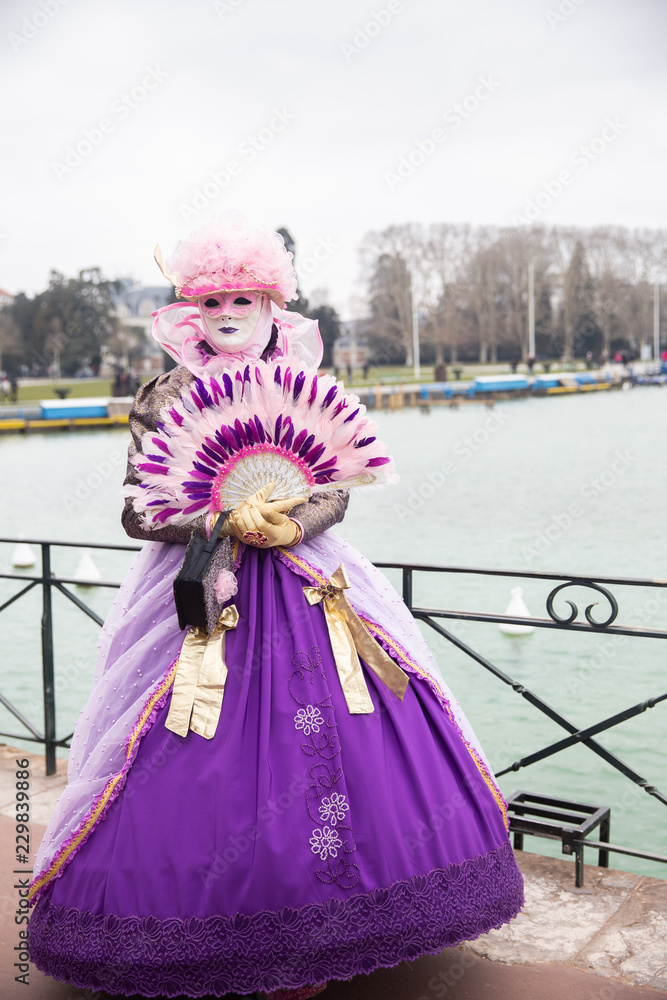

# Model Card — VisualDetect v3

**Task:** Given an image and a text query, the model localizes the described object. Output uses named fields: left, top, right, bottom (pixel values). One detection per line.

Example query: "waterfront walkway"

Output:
left=1, top=744, right=665, bottom=999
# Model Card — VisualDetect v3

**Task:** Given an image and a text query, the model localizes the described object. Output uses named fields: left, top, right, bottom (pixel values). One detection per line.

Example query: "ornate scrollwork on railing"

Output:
left=545, top=580, right=619, bottom=628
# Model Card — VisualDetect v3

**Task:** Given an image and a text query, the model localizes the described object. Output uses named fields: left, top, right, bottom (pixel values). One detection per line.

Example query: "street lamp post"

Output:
left=528, top=262, right=535, bottom=360
left=411, top=266, right=420, bottom=381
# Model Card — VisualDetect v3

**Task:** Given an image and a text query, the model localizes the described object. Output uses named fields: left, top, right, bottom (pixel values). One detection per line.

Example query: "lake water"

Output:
left=1, top=386, right=665, bottom=877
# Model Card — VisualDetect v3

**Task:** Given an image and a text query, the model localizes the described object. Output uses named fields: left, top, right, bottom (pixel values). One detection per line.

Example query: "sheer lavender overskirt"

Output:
left=31, top=530, right=500, bottom=896
left=31, top=541, right=185, bottom=891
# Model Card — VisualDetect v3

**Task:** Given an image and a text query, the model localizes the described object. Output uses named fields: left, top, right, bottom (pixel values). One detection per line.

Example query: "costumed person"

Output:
left=27, top=214, right=524, bottom=1000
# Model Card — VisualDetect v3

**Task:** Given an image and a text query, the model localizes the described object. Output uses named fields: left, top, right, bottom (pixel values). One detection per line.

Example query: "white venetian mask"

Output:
left=198, top=291, right=265, bottom=353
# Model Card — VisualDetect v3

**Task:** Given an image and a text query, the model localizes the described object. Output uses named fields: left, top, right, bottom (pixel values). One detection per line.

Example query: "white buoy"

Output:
left=499, top=586, right=535, bottom=636
left=73, top=549, right=102, bottom=586
left=11, top=536, right=36, bottom=568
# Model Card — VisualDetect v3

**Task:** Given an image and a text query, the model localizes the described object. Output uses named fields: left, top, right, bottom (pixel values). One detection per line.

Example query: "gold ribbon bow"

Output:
left=304, top=564, right=409, bottom=714
left=165, top=605, right=239, bottom=740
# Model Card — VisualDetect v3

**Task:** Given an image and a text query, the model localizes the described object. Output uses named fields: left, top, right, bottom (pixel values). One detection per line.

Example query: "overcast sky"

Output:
left=1, top=0, right=665, bottom=318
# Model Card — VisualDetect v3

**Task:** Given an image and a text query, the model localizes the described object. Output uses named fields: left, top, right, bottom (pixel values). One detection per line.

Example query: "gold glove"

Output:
left=226, top=482, right=307, bottom=548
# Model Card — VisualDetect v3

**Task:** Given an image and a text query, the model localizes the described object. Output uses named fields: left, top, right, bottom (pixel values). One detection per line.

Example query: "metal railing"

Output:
left=0, top=538, right=665, bottom=873
left=0, top=537, right=140, bottom=774
left=375, top=560, right=667, bottom=872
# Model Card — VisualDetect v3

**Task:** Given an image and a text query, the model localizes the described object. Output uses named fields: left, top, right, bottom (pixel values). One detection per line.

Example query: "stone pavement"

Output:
left=1, top=743, right=665, bottom=999
left=461, top=851, right=667, bottom=992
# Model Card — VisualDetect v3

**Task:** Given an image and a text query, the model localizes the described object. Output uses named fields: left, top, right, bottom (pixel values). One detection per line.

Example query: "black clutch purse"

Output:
left=173, top=511, right=232, bottom=631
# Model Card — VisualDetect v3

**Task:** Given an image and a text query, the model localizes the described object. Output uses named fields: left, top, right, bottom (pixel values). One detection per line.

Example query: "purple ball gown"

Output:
left=27, top=371, right=523, bottom=998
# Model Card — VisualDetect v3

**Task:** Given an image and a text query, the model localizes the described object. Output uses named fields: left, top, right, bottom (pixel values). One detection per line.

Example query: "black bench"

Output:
left=506, top=790, right=610, bottom=887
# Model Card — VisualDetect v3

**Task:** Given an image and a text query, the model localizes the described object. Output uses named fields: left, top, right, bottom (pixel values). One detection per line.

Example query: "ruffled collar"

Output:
left=151, top=302, right=323, bottom=378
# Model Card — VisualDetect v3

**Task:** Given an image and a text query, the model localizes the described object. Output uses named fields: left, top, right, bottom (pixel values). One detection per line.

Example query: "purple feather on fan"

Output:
left=195, top=378, right=213, bottom=409
left=312, top=456, right=338, bottom=472
left=200, top=438, right=228, bottom=463
left=303, top=442, right=326, bottom=466
left=243, top=421, right=256, bottom=444
left=298, top=433, right=315, bottom=458
left=136, top=462, right=170, bottom=475
left=321, top=386, right=337, bottom=409
left=281, top=422, right=295, bottom=451
left=252, top=416, right=266, bottom=444
left=151, top=438, right=173, bottom=456
left=293, top=371, right=305, bottom=401
left=234, top=418, right=248, bottom=446
left=192, top=461, right=217, bottom=478
left=209, top=377, right=223, bottom=405
left=292, top=428, right=307, bottom=453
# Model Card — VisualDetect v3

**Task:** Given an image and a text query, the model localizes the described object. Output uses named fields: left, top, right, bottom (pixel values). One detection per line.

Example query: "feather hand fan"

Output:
left=124, top=359, right=396, bottom=527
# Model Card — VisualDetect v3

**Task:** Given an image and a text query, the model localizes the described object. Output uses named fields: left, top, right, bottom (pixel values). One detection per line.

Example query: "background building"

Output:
left=104, top=279, right=173, bottom=376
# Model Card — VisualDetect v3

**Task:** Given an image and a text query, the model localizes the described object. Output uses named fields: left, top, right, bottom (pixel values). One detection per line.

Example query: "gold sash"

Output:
left=165, top=605, right=239, bottom=739
left=303, top=564, right=409, bottom=714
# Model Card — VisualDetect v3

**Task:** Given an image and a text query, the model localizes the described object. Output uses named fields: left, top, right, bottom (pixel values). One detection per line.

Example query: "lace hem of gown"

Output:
left=27, top=841, right=524, bottom=998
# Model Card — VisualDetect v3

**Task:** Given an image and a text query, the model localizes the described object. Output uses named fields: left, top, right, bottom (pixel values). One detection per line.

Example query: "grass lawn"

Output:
left=15, top=379, right=114, bottom=401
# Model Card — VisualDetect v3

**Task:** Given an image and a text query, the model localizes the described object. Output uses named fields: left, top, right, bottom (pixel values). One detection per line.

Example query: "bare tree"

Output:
left=626, top=229, right=667, bottom=352
left=421, top=223, right=473, bottom=362
left=360, top=224, right=419, bottom=364
left=587, top=226, right=630, bottom=360
left=465, top=227, right=503, bottom=362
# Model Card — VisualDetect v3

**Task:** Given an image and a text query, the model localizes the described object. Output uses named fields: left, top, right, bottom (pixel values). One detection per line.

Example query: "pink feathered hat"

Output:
left=154, top=213, right=298, bottom=309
